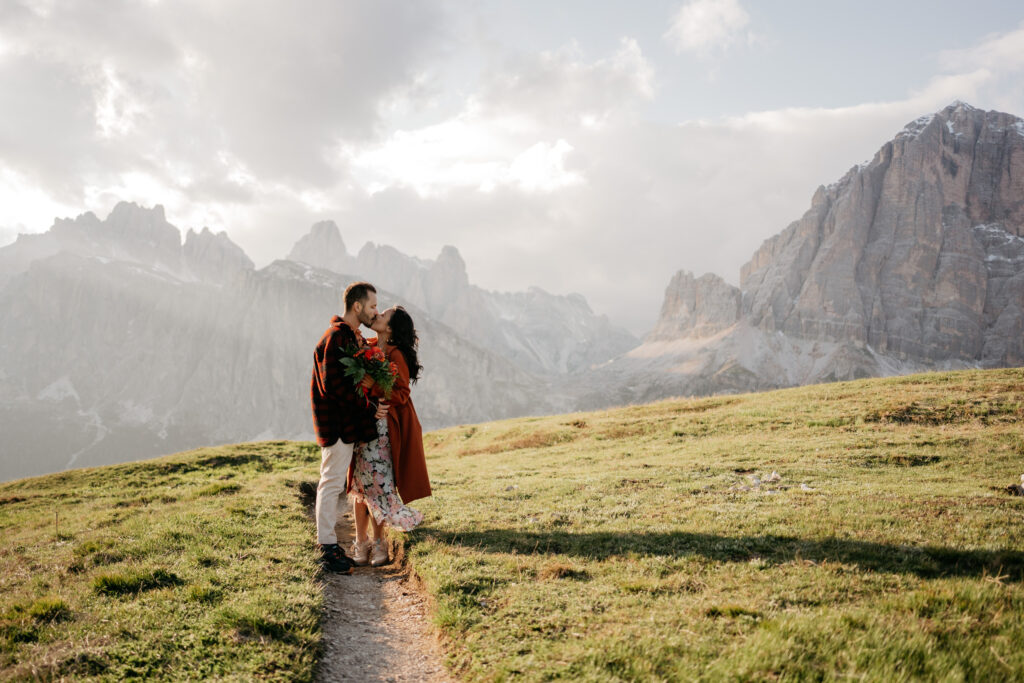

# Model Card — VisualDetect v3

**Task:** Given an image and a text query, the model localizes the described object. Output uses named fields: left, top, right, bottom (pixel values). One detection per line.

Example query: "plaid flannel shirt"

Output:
left=310, top=316, right=378, bottom=446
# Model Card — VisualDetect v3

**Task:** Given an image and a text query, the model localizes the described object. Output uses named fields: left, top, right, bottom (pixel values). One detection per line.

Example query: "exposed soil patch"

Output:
left=307, top=488, right=453, bottom=683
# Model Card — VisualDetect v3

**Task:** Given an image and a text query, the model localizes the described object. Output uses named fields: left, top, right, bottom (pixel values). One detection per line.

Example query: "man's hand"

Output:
left=360, top=376, right=375, bottom=390
left=374, top=402, right=390, bottom=420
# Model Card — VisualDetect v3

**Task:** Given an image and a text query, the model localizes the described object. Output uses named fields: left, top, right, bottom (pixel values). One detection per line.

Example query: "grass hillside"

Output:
left=1, top=367, right=1023, bottom=681
left=0, top=442, right=325, bottom=681
left=407, top=368, right=1024, bottom=680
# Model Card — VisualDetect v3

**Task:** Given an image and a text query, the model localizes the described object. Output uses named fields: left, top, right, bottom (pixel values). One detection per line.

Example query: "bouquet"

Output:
left=339, top=338, right=399, bottom=400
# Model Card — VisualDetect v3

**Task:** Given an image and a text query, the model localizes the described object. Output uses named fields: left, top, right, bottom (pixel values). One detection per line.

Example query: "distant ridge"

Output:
left=285, top=220, right=637, bottom=374
left=0, top=202, right=630, bottom=481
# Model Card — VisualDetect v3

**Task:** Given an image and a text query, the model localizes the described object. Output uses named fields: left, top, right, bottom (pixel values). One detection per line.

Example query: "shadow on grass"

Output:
left=416, top=528, right=1024, bottom=582
left=153, top=452, right=268, bottom=475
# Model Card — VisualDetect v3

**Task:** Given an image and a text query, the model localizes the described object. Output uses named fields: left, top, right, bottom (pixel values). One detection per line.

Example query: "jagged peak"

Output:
left=899, top=113, right=937, bottom=137
left=310, top=219, right=341, bottom=236
left=435, top=244, right=466, bottom=268
left=287, top=220, right=351, bottom=268
left=301, top=220, right=346, bottom=250
left=431, top=245, right=469, bottom=288
left=42, top=201, right=181, bottom=252
left=107, top=201, right=167, bottom=223
left=183, top=224, right=254, bottom=279
left=899, top=101, right=1024, bottom=143
left=185, top=226, right=241, bottom=247
left=50, top=210, right=99, bottom=230
left=941, top=100, right=980, bottom=114
left=358, top=241, right=400, bottom=258
left=667, top=270, right=732, bottom=287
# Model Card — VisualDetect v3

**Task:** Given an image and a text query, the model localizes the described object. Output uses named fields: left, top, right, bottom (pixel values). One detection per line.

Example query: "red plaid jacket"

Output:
left=310, top=316, right=378, bottom=447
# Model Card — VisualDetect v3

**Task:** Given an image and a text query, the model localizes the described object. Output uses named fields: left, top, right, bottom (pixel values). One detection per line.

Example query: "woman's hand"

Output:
left=361, top=376, right=375, bottom=390
left=374, top=402, right=390, bottom=419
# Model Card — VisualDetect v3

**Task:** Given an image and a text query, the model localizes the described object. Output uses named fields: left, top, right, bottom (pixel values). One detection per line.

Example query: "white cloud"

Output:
left=477, top=38, right=655, bottom=126
left=333, top=20, right=1024, bottom=331
left=0, top=166, right=83, bottom=241
left=93, top=62, right=148, bottom=138
left=347, top=113, right=516, bottom=196
left=346, top=38, right=653, bottom=198
left=665, top=0, right=751, bottom=56
left=938, top=22, right=1024, bottom=72
left=506, top=140, right=583, bottom=192
left=3, top=5, right=1024, bottom=334
left=347, top=114, right=584, bottom=197
left=0, top=0, right=450, bottom=202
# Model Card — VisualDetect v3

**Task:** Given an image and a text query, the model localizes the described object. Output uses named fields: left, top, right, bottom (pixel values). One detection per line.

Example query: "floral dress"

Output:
left=350, top=418, right=423, bottom=531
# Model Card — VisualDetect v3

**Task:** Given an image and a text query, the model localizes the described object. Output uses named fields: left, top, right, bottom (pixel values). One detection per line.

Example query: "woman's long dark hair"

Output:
left=388, top=306, right=422, bottom=383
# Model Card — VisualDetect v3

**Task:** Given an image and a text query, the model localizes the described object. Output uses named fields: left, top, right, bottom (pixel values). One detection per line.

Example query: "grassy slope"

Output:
left=0, top=441, right=324, bottom=681
left=406, top=368, right=1024, bottom=681
left=2, top=368, right=1022, bottom=681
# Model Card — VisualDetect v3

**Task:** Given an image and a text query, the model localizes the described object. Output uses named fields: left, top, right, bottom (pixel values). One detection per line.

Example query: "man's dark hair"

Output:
left=343, top=282, right=376, bottom=312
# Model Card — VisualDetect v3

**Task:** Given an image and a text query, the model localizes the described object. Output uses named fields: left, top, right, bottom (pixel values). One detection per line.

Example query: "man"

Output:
left=310, top=281, right=387, bottom=573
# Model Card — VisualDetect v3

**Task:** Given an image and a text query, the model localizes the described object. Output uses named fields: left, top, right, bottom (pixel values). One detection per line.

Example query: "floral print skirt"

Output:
left=350, top=418, right=423, bottom=532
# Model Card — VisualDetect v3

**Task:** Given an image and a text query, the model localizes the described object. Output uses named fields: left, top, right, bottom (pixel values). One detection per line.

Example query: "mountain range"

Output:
left=0, top=203, right=633, bottom=480
left=1, top=101, right=1022, bottom=481
left=571, top=101, right=1024, bottom=408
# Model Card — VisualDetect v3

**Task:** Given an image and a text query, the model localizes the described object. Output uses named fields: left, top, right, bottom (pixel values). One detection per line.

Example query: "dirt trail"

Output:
left=314, top=498, right=454, bottom=683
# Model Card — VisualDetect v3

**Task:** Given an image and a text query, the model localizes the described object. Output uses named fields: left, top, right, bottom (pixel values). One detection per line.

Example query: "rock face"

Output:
left=647, top=271, right=741, bottom=341
left=575, top=102, right=1024, bottom=406
left=0, top=202, right=626, bottom=481
left=285, top=220, right=355, bottom=274
left=0, top=203, right=184, bottom=289
left=184, top=227, right=254, bottom=284
left=741, top=101, right=1024, bottom=366
left=287, top=230, right=638, bottom=374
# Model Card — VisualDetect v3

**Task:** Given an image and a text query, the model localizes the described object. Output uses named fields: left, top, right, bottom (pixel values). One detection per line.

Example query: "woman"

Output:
left=347, top=306, right=432, bottom=566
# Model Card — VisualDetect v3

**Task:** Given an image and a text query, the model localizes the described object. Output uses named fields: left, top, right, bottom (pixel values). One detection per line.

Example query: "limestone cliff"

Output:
left=741, top=101, right=1024, bottom=366
left=0, top=203, right=597, bottom=480
left=573, top=102, right=1024, bottom=407
left=286, top=227, right=638, bottom=374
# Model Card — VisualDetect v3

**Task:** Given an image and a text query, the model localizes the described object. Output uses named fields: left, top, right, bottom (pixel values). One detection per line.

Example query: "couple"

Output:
left=310, top=281, right=431, bottom=574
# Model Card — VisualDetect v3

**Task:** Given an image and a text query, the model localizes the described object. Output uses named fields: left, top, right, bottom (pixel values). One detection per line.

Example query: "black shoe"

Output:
left=319, top=543, right=354, bottom=574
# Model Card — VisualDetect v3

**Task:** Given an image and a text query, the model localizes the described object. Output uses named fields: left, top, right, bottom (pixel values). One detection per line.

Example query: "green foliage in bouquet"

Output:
left=339, top=342, right=398, bottom=400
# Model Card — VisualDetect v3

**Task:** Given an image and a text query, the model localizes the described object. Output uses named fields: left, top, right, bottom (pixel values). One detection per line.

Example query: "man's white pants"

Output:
left=315, top=439, right=354, bottom=545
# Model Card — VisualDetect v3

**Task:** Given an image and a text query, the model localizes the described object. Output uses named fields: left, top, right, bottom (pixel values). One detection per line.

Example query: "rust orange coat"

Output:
left=349, top=346, right=432, bottom=504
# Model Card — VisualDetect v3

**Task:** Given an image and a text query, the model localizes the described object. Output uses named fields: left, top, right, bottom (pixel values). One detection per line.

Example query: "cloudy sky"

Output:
left=2, top=1, right=1024, bottom=330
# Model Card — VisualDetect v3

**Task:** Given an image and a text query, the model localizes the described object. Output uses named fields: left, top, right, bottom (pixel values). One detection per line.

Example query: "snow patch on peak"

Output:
left=900, top=114, right=935, bottom=138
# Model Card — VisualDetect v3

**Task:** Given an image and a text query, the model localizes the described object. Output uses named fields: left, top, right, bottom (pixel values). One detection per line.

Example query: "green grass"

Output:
left=0, top=441, right=325, bottom=681
left=400, top=368, right=1024, bottom=681
left=2, top=368, right=1022, bottom=681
